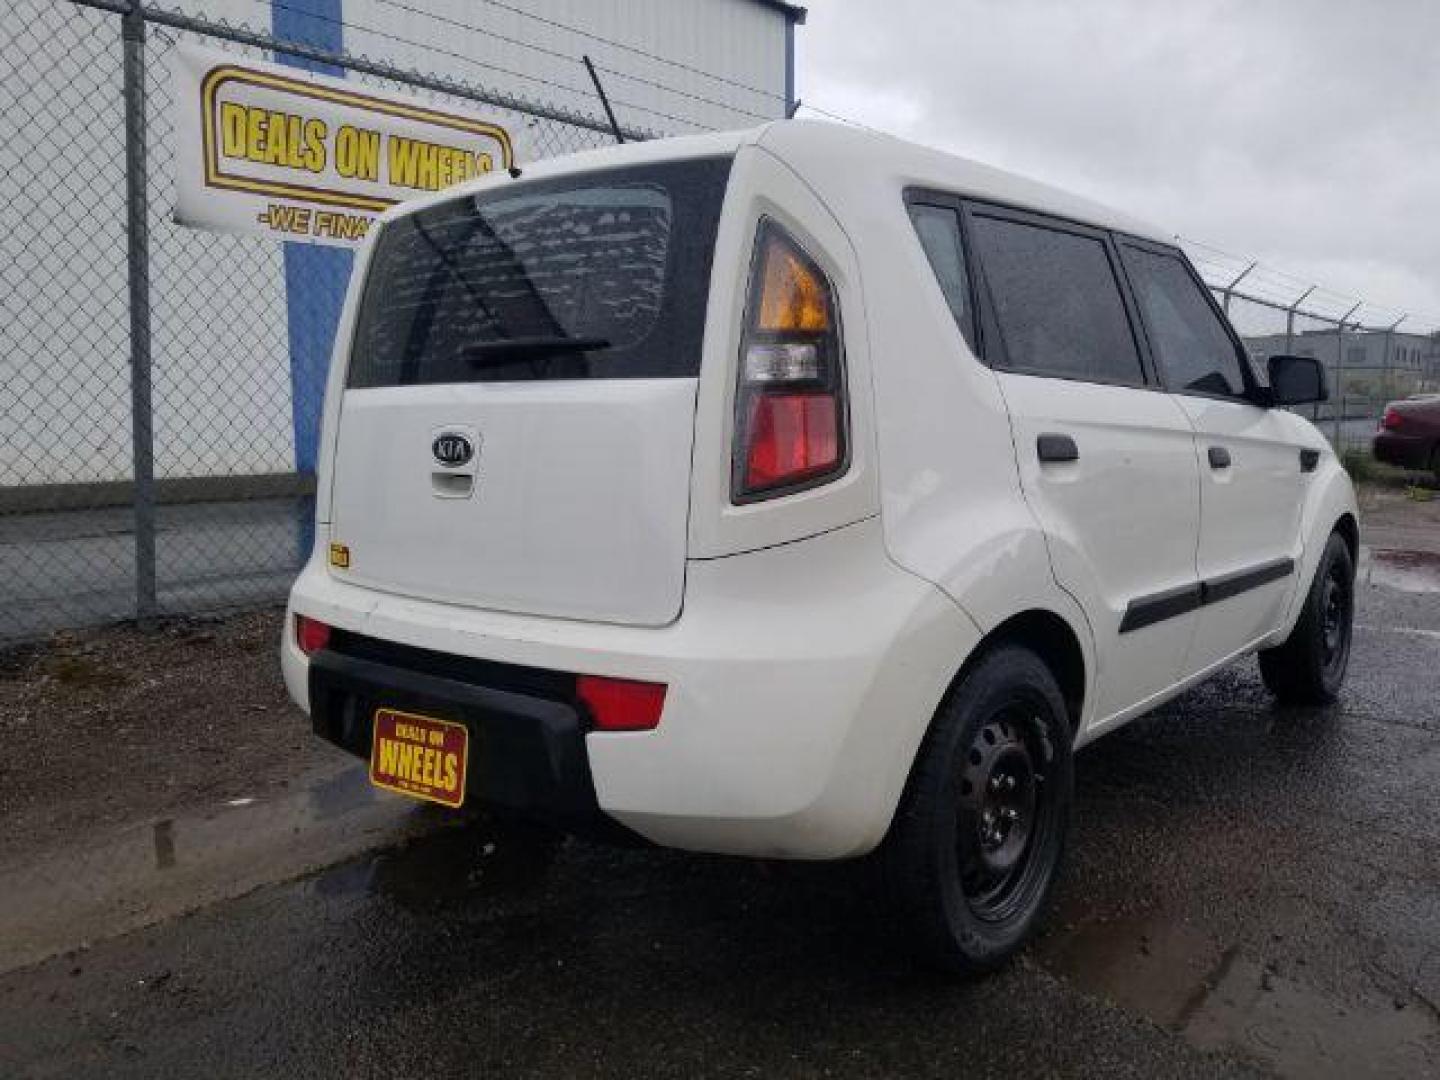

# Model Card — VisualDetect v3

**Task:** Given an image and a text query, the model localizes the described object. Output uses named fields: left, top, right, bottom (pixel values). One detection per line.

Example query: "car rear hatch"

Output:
left=326, top=157, right=732, bottom=626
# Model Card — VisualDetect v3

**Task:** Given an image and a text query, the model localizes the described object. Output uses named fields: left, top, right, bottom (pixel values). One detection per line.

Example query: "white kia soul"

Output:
left=283, top=121, right=1358, bottom=971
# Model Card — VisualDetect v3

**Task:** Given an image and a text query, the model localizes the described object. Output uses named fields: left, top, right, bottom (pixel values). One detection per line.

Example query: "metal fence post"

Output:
left=1221, top=261, right=1256, bottom=315
left=1283, top=285, right=1316, bottom=354
left=1333, top=321, right=1345, bottom=448
left=1382, top=315, right=1406, bottom=403
left=1335, top=302, right=1363, bottom=449
left=1284, top=285, right=1317, bottom=420
left=121, top=0, right=157, bottom=620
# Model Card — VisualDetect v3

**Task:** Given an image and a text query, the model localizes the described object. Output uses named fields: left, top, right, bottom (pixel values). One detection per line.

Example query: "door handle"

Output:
left=1208, top=446, right=1232, bottom=469
left=1037, top=434, right=1079, bottom=463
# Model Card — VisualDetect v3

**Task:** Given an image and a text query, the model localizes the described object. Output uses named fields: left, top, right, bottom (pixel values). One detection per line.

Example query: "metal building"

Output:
left=4, top=0, right=804, bottom=488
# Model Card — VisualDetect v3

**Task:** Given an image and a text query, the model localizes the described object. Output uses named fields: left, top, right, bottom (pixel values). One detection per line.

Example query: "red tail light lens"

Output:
left=577, top=675, right=667, bottom=732
left=733, top=222, right=846, bottom=501
left=743, top=392, right=840, bottom=491
left=1381, top=407, right=1403, bottom=431
left=294, top=614, right=331, bottom=656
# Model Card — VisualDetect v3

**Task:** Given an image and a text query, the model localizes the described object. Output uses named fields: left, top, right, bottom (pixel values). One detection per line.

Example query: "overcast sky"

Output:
left=795, top=0, right=1440, bottom=329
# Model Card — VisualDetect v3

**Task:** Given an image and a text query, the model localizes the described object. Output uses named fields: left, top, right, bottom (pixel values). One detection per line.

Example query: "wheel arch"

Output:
left=877, top=603, right=1087, bottom=856
left=1335, top=510, right=1359, bottom=567
left=1277, top=458, right=1360, bottom=642
left=948, top=608, right=1088, bottom=738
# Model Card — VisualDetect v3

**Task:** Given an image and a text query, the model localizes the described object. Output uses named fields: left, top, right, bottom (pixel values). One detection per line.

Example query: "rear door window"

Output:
left=1120, top=244, right=1248, bottom=398
left=348, top=157, right=731, bottom=386
left=968, top=213, right=1145, bottom=386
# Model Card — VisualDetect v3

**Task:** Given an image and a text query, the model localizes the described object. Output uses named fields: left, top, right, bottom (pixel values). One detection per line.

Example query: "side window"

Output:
left=1121, top=245, right=1248, bottom=398
left=907, top=203, right=975, bottom=349
left=968, top=215, right=1145, bottom=384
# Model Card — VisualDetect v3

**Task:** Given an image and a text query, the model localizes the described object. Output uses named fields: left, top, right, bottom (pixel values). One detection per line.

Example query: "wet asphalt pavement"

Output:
left=1, top=549, right=1437, bottom=1078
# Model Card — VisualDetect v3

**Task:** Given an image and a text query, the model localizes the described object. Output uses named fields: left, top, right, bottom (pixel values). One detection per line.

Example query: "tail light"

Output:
left=577, top=675, right=667, bottom=732
left=294, top=614, right=331, bottom=656
left=732, top=221, right=846, bottom=501
left=1381, top=407, right=1403, bottom=431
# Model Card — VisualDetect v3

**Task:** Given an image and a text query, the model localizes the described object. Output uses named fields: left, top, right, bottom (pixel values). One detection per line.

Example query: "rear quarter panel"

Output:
left=687, top=145, right=880, bottom=558
left=759, top=130, right=1100, bottom=730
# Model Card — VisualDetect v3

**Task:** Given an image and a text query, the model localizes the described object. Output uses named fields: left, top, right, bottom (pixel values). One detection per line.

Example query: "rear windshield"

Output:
left=347, top=157, right=731, bottom=386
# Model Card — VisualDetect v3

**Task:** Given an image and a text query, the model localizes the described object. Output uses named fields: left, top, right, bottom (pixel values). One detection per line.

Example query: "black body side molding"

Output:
left=1120, top=557, right=1296, bottom=634
left=1201, top=557, right=1295, bottom=605
left=1119, top=582, right=1203, bottom=633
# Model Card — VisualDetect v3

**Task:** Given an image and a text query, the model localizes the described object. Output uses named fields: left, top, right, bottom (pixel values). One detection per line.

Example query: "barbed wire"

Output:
left=1183, top=235, right=1440, bottom=334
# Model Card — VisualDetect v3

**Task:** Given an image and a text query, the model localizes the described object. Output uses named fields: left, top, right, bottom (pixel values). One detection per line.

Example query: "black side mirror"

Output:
left=1266, top=354, right=1328, bottom=406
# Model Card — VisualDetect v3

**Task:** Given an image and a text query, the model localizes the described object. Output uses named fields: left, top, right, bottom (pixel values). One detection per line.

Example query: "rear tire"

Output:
left=1258, top=531, right=1355, bottom=704
left=885, top=644, right=1073, bottom=974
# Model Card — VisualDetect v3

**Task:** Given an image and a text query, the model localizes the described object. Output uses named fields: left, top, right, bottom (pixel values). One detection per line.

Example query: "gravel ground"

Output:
left=0, top=607, right=328, bottom=864
left=1358, top=477, right=1440, bottom=554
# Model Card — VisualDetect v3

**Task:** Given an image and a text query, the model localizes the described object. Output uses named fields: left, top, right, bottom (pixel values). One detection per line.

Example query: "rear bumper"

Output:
left=1373, top=431, right=1433, bottom=470
left=307, top=637, right=637, bottom=842
left=283, top=516, right=980, bottom=859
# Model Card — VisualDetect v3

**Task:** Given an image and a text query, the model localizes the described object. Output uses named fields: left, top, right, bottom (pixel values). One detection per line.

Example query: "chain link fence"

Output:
left=1187, top=241, right=1440, bottom=454
left=5, top=0, right=1436, bottom=644
left=2, top=0, right=667, bottom=642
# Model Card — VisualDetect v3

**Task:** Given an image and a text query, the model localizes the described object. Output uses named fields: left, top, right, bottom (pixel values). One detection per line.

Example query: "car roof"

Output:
left=756, top=120, right=1171, bottom=244
left=382, top=120, right=1171, bottom=246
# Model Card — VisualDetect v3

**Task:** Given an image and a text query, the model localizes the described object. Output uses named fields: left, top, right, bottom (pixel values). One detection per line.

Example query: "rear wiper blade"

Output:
left=462, top=336, right=611, bottom=366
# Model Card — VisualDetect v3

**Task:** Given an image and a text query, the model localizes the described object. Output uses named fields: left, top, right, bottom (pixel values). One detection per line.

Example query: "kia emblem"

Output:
left=432, top=432, right=474, bottom=468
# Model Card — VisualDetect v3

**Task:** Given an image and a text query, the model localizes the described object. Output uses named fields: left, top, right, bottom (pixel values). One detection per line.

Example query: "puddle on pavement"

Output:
left=1365, top=548, right=1440, bottom=594
left=306, top=763, right=378, bottom=820
left=0, top=762, right=426, bottom=973
left=1036, top=912, right=1438, bottom=1078
left=313, top=816, right=560, bottom=911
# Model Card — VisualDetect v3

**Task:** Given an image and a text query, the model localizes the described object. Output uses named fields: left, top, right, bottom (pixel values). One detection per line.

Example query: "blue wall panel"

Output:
left=271, top=0, right=351, bottom=475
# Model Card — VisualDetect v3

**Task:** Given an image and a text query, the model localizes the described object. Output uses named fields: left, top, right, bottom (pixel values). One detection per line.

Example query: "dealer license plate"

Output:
left=369, top=707, right=469, bottom=809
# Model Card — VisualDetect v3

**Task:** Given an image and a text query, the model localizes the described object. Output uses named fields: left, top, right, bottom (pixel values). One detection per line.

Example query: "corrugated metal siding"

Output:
left=346, top=0, right=789, bottom=134
left=168, top=0, right=789, bottom=133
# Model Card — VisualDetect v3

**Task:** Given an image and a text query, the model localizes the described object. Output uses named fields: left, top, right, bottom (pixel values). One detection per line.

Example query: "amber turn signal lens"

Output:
left=756, top=233, right=830, bottom=333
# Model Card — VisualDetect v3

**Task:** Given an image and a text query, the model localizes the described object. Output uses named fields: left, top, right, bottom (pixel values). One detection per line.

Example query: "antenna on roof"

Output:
left=582, top=55, right=625, bottom=145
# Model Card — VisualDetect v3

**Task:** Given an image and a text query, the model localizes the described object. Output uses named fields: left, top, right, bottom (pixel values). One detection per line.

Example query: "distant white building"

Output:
left=1242, top=328, right=1440, bottom=393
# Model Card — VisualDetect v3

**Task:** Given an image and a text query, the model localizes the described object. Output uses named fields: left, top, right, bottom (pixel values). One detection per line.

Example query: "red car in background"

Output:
left=1374, top=394, right=1440, bottom=481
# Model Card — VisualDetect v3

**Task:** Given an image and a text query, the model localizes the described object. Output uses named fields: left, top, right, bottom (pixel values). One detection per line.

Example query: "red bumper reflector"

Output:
left=295, top=614, right=331, bottom=656
left=577, top=675, right=667, bottom=732
left=744, top=391, right=840, bottom=492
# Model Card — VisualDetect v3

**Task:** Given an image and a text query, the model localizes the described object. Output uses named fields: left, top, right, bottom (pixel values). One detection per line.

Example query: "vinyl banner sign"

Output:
left=173, top=44, right=516, bottom=247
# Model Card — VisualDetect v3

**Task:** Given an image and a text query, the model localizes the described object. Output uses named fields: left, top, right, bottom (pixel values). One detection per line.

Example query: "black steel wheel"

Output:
left=1318, top=559, right=1352, bottom=675
left=886, top=644, right=1073, bottom=973
left=1260, top=530, right=1355, bottom=704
